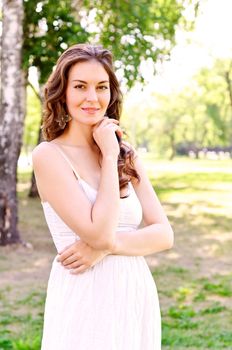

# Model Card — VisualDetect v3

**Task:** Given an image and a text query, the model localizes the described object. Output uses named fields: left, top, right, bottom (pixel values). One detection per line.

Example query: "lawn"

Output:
left=0, top=156, right=231, bottom=350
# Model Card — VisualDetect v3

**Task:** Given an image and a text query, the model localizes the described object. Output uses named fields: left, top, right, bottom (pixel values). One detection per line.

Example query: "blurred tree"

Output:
left=196, top=59, right=232, bottom=146
left=23, top=0, right=89, bottom=85
left=128, top=58, right=232, bottom=159
left=24, top=0, right=199, bottom=86
left=80, top=0, right=199, bottom=87
left=24, top=0, right=198, bottom=195
left=224, top=61, right=232, bottom=110
left=150, top=92, right=188, bottom=159
left=23, top=86, right=41, bottom=152
left=0, top=0, right=24, bottom=245
left=122, top=100, right=157, bottom=151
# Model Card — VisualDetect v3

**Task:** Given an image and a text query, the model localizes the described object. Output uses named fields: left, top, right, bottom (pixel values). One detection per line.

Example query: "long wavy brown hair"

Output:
left=42, top=43, right=140, bottom=190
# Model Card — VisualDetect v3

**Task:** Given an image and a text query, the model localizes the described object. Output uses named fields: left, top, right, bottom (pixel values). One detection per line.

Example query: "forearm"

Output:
left=111, top=223, right=174, bottom=256
left=91, top=155, right=120, bottom=248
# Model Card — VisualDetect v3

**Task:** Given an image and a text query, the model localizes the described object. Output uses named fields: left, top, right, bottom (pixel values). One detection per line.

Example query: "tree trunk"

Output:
left=224, top=64, right=232, bottom=110
left=0, top=0, right=24, bottom=245
left=169, top=133, right=176, bottom=160
left=224, top=64, right=232, bottom=144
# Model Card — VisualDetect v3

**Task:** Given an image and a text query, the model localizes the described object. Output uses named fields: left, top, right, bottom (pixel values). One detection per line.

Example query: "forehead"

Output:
left=68, top=60, right=109, bottom=82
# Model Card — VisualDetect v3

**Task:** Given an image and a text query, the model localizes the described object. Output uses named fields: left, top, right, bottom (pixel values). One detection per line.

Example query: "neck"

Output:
left=56, top=123, right=96, bottom=149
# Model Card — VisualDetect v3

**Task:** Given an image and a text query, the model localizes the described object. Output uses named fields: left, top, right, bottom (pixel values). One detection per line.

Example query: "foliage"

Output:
left=121, top=58, right=232, bottom=157
left=81, top=0, right=196, bottom=86
left=121, top=100, right=157, bottom=149
left=21, top=0, right=200, bottom=150
left=23, top=0, right=89, bottom=84
left=23, top=86, right=41, bottom=149
left=23, top=0, right=198, bottom=86
left=196, top=59, right=232, bottom=144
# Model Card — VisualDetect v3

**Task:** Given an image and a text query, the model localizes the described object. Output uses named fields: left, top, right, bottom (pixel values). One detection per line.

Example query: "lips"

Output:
left=81, top=107, right=100, bottom=112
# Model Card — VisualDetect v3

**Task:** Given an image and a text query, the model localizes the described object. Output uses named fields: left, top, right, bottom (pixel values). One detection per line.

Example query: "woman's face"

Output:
left=65, top=60, right=111, bottom=126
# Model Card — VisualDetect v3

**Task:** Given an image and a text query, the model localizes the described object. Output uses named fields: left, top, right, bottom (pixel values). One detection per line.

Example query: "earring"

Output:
left=65, top=114, right=72, bottom=123
left=57, top=114, right=72, bottom=129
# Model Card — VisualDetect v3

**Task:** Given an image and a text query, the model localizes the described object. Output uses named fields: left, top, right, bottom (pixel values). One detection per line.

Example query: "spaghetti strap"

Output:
left=48, top=142, right=81, bottom=180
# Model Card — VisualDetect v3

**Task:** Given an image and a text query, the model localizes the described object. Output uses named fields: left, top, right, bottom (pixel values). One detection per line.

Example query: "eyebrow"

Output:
left=72, top=79, right=109, bottom=84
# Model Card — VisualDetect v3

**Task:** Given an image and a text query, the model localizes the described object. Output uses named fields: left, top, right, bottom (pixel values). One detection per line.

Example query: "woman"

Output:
left=32, top=43, right=174, bottom=350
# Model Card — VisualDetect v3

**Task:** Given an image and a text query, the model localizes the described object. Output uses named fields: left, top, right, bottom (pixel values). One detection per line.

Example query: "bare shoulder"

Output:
left=32, top=141, right=53, bottom=158
left=32, top=141, right=58, bottom=169
left=31, top=140, right=81, bottom=203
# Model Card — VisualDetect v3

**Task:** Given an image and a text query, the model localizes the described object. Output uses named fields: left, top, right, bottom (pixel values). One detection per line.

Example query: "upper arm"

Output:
left=131, top=153, right=171, bottom=227
left=32, top=142, right=95, bottom=241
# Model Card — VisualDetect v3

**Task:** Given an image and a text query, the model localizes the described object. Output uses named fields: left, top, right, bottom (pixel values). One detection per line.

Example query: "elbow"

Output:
left=101, top=239, right=115, bottom=252
left=165, top=228, right=174, bottom=250
left=89, top=234, right=116, bottom=251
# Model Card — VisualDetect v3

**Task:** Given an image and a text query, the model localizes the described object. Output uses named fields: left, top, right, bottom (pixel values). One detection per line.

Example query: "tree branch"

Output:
left=27, top=80, right=42, bottom=103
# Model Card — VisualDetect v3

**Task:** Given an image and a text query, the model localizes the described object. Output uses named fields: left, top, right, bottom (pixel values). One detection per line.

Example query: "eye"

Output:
left=98, top=85, right=109, bottom=90
left=74, top=84, right=86, bottom=89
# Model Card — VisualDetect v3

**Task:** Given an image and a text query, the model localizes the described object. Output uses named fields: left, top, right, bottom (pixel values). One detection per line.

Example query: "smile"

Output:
left=81, top=108, right=100, bottom=114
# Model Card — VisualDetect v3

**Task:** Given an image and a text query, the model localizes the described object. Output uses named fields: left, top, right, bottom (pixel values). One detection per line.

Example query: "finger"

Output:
left=57, top=249, right=74, bottom=263
left=92, top=116, right=109, bottom=130
left=62, top=254, right=81, bottom=266
left=57, top=241, right=83, bottom=262
left=63, top=260, right=83, bottom=269
left=70, top=265, right=90, bottom=274
left=97, top=118, right=119, bottom=129
left=116, top=126, right=123, bottom=138
left=105, top=124, right=123, bottom=137
left=92, top=119, right=119, bottom=136
left=104, top=118, right=119, bottom=125
left=57, top=245, right=75, bottom=260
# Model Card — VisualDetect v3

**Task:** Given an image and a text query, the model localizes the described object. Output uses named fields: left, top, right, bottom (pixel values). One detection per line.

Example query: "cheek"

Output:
left=66, top=90, right=79, bottom=107
left=65, top=89, right=72, bottom=106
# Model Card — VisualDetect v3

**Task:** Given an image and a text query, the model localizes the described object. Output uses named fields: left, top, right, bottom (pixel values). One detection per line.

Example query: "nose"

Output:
left=86, top=87, right=98, bottom=102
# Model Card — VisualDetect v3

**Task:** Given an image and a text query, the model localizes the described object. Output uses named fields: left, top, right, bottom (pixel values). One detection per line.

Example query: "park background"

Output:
left=0, top=0, right=232, bottom=349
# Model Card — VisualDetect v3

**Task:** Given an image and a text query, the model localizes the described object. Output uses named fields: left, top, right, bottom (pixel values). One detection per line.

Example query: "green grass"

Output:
left=0, top=288, right=44, bottom=349
left=148, top=157, right=232, bottom=349
left=156, top=267, right=232, bottom=349
left=0, top=156, right=231, bottom=349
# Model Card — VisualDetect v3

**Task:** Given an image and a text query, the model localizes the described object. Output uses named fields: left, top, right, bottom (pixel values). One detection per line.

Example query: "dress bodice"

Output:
left=41, top=180, right=142, bottom=252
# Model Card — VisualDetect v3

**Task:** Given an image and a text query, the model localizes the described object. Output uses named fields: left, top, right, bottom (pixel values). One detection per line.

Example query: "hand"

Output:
left=93, top=117, right=123, bottom=158
left=57, top=240, right=110, bottom=274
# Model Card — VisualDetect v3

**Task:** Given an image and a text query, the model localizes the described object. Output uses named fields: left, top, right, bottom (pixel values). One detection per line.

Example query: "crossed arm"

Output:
left=57, top=155, right=174, bottom=274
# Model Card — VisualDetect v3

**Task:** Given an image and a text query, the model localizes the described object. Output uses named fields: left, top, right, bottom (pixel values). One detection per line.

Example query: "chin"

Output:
left=79, top=116, right=103, bottom=126
left=84, top=113, right=104, bottom=122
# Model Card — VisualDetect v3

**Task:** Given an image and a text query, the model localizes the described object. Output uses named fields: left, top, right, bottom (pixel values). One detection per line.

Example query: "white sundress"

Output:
left=40, top=146, right=161, bottom=350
